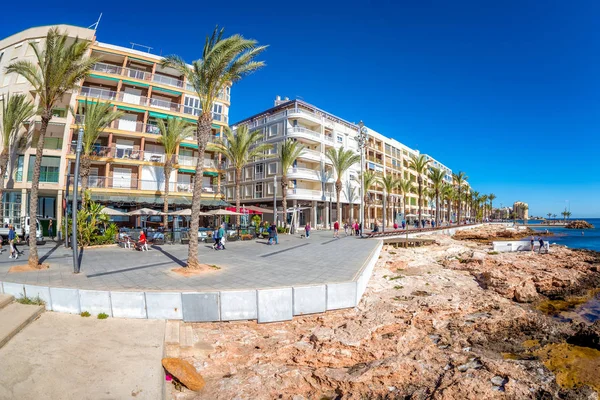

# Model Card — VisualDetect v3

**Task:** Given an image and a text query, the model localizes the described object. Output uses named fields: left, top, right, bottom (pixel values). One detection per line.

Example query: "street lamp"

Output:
left=356, top=121, right=368, bottom=237
left=72, top=128, right=83, bottom=274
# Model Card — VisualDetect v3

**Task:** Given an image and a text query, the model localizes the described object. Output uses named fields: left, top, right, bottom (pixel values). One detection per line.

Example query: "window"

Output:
left=337, top=135, right=343, bottom=143
left=226, top=188, right=233, bottom=199
left=244, top=167, right=252, bottom=180
left=212, top=103, right=223, bottom=121
left=28, top=155, right=60, bottom=183
left=255, top=182, right=263, bottom=199
left=227, top=171, right=234, bottom=182
left=268, top=123, right=280, bottom=137
left=266, top=182, right=274, bottom=195
left=184, top=96, right=201, bottom=116
left=255, top=163, right=264, bottom=179
left=244, top=185, right=252, bottom=197
left=15, top=155, right=24, bottom=181
left=268, top=162, right=277, bottom=175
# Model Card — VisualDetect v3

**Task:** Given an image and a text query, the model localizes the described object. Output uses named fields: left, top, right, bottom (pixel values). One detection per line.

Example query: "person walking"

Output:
left=333, top=220, right=340, bottom=238
left=402, top=219, right=406, bottom=230
left=305, top=222, right=311, bottom=239
left=48, top=219, right=54, bottom=240
left=8, top=225, right=17, bottom=259
left=530, top=236, right=535, bottom=252
left=212, top=226, right=221, bottom=250
left=393, top=222, right=398, bottom=230
left=218, top=223, right=227, bottom=250
left=269, top=223, right=278, bottom=245
left=538, top=237, right=545, bottom=254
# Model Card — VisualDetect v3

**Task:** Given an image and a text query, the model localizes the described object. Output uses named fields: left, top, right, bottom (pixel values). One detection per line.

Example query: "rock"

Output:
left=161, top=358, right=205, bottom=391
left=568, top=321, right=600, bottom=350
left=457, top=359, right=483, bottom=372
left=514, top=281, right=538, bottom=303
left=309, top=327, right=334, bottom=343
left=491, top=376, right=508, bottom=386
left=471, top=251, right=486, bottom=264
left=565, top=220, right=594, bottom=229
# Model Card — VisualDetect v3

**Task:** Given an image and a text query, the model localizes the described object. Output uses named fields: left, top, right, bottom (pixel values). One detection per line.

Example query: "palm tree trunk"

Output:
left=457, top=189, right=462, bottom=224
left=281, top=174, right=288, bottom=229
left=163, top=161, right=172, bottom=227
left=235, top=168, right=242, bottom=226
left=80, top=155, right=91, bottom=207
left=403, top=196, right=407, bottom=228
left=187, top=113, right=211, bottom=269
left=417, top=178, right=423, bottom=223
left=28, top=114, right=49, bottom=267
left=0, top=150, right=9, bottom=223
left=335, top=179, right=342, bottom=225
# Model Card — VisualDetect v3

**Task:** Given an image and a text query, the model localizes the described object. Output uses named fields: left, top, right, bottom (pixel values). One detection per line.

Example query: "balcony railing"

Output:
left=80, top=87, right=228, bottom=123
left=67, top=175, right=219, bottom=194
left=26, top=171, right=59, bottom=183
left=287, top=188, right=324, bottom=200
left=288, top=167, right=320, bottom=181
left=287, top=126, right=321, bottom=139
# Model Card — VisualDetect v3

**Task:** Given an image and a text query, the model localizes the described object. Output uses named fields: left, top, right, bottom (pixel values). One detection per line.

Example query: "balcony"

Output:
left=287, top=167, right=321, bottom=181
left=79, top=87, right=228, bottom=123
left=297, top=148, right=321, bottom=163
left=287, top=127, right=321, bottom=143
left=91, top=62, right=185, bottom=90
left=67, top=145, right=165, bottom=163
left=287, top=188, right=326, bottom=201
left=68, top=175, right=219, bottom=194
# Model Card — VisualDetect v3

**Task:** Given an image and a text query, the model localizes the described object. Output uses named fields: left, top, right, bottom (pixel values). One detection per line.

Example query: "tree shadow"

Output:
left=39, top=241, right=64, bottom=264
left=151, top=245, right=186, bottom=267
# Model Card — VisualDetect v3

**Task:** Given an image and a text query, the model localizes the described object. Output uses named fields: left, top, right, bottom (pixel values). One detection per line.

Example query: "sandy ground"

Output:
left=0, top=313, right=165, bottom=400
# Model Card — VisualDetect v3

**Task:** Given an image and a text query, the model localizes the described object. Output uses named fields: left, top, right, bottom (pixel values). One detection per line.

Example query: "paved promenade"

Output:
left=0, top=230, right=379, bottom=292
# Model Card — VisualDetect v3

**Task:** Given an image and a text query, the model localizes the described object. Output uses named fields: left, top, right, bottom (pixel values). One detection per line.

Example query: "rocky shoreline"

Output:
left=169, top=225, right=600, bottom=400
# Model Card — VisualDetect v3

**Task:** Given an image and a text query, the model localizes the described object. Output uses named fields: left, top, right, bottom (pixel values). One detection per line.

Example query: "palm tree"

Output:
left=74, top=99, right=123, bottom=198
left=326, top=147, right=361, bottom=225
left=344, top=181, right=358, bottom=222
left=278, top=139, right=305, bottom=228
left=428, top=167, right=445, bottom=226
left=158, top=118, right=195, bottom=227
left=408, top=154, right=430, bottom=223
left=0, top=94, right=35, bottom=218
left=470, top=191, right=480, bottom=222
left=480, top=194, right=488, bottom=221
left=380, top=174, right=399, bottom=227
left=452, top=171, right=468, bottom=224
left=161, top=27, right=267, bottom=269
left=213, top=125, right=271, bottom=226
left=361, top=170, right=379, bottom=227
left=488, top=193, right=496, bottom=220
left=398, top=178, right=415, bottom=226
left=6, top=27, right=97, bottom=268
left=441, top=183, right=454, bottom=224
left=552, top=213, right=557, bottom=224
left=547, top=213, right=552, bottom=223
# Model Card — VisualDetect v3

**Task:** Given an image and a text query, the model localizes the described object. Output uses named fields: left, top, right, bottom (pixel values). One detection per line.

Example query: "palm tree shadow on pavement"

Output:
left=151, top=245, right=186, bottom=267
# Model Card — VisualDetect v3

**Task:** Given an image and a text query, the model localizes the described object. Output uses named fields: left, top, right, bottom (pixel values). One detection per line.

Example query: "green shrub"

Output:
left=394, top=285, right=404, bottom=290
left=488, top=251, right=499, bottom=255
left=97, top=313, right=109, bottom=319
left=80, top=311, right=91, bottom=317
left=276, top=226, right=290, bottom=234
left=16, top=295, right=45, bottom=306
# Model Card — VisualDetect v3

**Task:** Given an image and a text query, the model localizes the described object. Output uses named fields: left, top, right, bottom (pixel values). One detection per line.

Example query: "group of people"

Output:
left=530, top=236, right=548, bottom=254
left=1, top=225, right=23, bottom=259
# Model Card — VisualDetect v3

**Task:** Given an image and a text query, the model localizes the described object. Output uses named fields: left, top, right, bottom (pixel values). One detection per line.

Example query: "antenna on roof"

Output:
left=130, top=42, right=153, bottom=53
left=88, top=13, right=103, bottom=31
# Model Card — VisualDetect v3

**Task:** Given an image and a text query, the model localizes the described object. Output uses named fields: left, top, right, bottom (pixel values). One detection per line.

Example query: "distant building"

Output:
left=513, top=201, right=529, bottom=220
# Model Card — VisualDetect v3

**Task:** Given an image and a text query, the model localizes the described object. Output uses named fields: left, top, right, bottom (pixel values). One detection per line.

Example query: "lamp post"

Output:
left=357, top=121, right=368, bottom=237
left=273, top=174, right=277, bottom=226
left=72, top=128, right=83, bottom=274
left=382, top=187, right=386, bottom=233
left=329, top=189, right=333, bottom=229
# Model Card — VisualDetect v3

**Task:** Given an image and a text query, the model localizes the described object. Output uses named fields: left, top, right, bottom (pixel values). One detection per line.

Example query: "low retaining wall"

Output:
left=492, top=240, right=550, bottom=253
left=0, top=241, right=384, bottom=323
left=378, top=223, right=484, bottom=240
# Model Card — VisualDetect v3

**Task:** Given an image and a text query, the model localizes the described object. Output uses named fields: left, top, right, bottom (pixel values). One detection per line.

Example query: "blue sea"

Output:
left=524, top=218, right=600, bottom=252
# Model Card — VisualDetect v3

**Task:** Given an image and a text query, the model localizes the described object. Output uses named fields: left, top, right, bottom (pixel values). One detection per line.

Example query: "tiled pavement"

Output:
left=0, top=230, right=380, bottom=292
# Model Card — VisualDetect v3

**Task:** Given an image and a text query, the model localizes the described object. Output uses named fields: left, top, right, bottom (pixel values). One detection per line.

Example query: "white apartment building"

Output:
left=226, top=97, right=461, bottom=227
left=225, top=97, right=362, bottom=228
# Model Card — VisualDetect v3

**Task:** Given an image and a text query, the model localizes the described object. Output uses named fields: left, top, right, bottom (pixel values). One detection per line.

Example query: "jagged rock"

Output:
left=514, top=281, right=539, bottom=303
left=565, top=220, right=594, bottom=229
left=471, top=251, right=486, bottom=264
left=162, top=358, right=205, bottom=391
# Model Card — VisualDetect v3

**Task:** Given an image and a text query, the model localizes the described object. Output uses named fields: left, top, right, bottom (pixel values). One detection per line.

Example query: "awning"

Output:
left=89, top=74, right=120, bottom=82
left=178, top=168, right=195, bottom=174
left=68, top=194, right=230, bottom=208
left=204, top=171, right=219, bottom=177
left=117, top=105, right=145, bottom=113
left=152, top=86, right=182, bottom=96
left=122, top=79, right=149, bottom=87
left=180, top=142, right=197, bottom=149
left=149, top=111, right=170, bottom=119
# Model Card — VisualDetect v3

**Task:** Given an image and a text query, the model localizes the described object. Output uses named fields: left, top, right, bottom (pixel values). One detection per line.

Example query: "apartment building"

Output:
left=226, top=97, right=459, bottom=227
left=0, top=25, right=229, bottom=229
left=225, top=97, right=362, bottom=227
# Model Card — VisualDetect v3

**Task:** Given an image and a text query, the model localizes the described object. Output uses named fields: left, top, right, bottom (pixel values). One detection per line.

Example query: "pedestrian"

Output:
left=538, top=236, right=545, bottom=254
left=372, top=221, right=379, bottom=233
left=48, top=219, right=54, bottom=240
left=393, top=222, right=398, bottom=230
left=218, top=223, right=227, bottom=249
left=8, top=225, right=17, bottom=259
left=432, top=220, right=436, bottom=229
left=402, top=219, right=406, bottom=229
left=530, top=236, right=535, bottom=252
left=333, top=220, right=340, bottom=238
left=269, top=223, right=278, bottom=245
left=305, top=222, right=311, bottom=238
left=212, top=226, right=220, bottom=250
left=421, top=219, right=425, bottom=229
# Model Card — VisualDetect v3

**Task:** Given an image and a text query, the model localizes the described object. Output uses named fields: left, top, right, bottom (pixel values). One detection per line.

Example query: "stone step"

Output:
left=0, top=294, right=14, bottom=310
left=0, top=302, right=44, bottom=349
left=164, top=320, right=180, bottom=345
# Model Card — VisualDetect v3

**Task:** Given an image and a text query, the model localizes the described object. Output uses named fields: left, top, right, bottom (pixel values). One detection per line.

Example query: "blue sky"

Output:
left=2, top=0, right=599, bottom=217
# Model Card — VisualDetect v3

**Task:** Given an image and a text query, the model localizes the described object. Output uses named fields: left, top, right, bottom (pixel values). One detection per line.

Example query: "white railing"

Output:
left=177, top=155, right=197, bottom=167
left=287, top=126, right=321, bottom=139
left=152, top=73, right=184, bottom=88
left=91, top=62, right=122, bottom=75
left=80, top=86, right=117, bottom=101
left=287, top=188, right=324, bottom=200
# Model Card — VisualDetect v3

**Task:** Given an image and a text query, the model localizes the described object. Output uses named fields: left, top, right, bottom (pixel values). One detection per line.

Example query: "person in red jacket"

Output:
left=137, top=231, right=148, bottom=251
left=333, top=220, right=340, bottom=239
